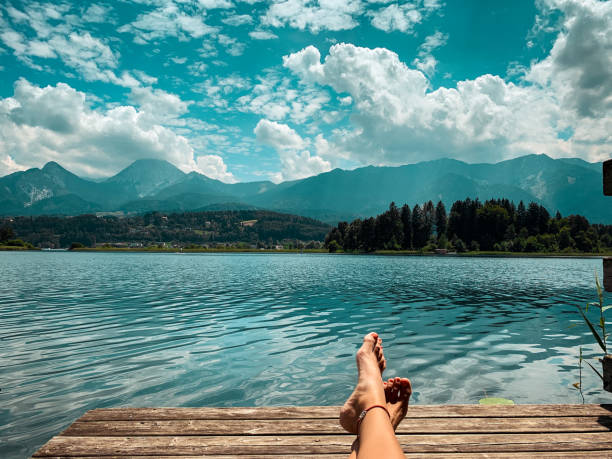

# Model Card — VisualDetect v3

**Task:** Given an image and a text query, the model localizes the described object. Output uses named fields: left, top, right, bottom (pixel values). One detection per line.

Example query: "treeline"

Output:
left=325, top=198, right=612, bottom=253
left=0, top=210, right=330, bottom=248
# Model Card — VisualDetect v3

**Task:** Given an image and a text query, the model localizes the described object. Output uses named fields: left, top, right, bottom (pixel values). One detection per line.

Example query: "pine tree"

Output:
left=400, top=204, right=412, bottom=249
left=435, top=201, right=447, bottom=238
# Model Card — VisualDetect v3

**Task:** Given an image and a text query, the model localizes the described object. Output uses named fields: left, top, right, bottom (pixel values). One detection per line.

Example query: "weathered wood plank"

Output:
left=62, top=415, right=612, bottom=436
left=78, top=404, right=612, bottom=421
left=33, top=432, right=612, bottom=456
left=34, top=454, right=612, bottom=459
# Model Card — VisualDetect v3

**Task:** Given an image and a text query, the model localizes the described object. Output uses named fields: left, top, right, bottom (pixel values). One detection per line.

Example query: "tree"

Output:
left=359, top=218, right=377, bottom=252
left=0, top=226, right=15, bottom=243
left=400, top=204, right=412, bottom=249
left=516, top=201, right=527, bottom=230
left=386, top=202, right=403, bottom=249
left=476, top=203, right=510, bottom=250
left=412, top=204, right=427, bottom=248
left=435, top=201, right=447, bottom=238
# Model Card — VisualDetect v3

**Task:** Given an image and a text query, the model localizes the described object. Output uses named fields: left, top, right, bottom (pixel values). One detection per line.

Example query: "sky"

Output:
left=0, top=0, right=610, bottom=183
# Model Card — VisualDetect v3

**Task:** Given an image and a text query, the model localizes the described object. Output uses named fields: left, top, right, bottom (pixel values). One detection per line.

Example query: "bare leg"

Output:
left=340, top=332, right=386, bottom=434
left=340, top=333, right=406, bottom=459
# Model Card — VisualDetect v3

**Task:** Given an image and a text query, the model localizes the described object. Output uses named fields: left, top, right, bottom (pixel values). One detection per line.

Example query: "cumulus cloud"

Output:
left=118, top=2, right=218, bottom=43
left=195, top=154, right=237, bottom=182
left=254, top=119, right=306, bottom=149
left=368, top=3, right=422, bottom=33
left=283, top=38, right=608, bottom=165
left=412, top=30, right=448, bottom=76
left=234, top=70, right=330, bottom=124
left=254, top=119, right=331, bottom=181
left=262, top=0, right=363, bottom=33
left=0, top=79, right=198, bottom=177
left=526, top=0, right=612, bottom=119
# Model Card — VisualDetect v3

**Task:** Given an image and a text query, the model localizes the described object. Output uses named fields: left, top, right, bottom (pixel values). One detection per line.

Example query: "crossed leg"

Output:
left=340, top=333, right=411, bottom=459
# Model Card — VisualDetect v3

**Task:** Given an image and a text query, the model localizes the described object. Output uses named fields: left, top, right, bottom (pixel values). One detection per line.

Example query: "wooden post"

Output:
left=605, top=258, right=612, bottom=293
left=604, top=160, right=612, bottom=291
left=604, top=159, right=612, bottom=196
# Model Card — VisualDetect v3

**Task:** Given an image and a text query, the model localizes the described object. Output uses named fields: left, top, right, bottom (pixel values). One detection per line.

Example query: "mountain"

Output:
left=105, top=159, right=186, bottom=199
left=0, top=154, right=609, bottom=223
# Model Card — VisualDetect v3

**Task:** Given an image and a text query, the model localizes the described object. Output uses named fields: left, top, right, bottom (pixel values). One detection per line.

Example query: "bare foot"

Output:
left=384, top=377, right=412, bottom=430
left=339, top=332, right=387, bottom=434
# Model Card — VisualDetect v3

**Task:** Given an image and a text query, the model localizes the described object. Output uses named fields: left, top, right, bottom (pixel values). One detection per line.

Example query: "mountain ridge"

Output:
left=0, top=154, right=609, bottom=224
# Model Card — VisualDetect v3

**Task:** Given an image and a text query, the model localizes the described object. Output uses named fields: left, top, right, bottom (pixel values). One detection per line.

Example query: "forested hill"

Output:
left=1, top=155, right=609, bottom=224
left=0, top=210, right=330, bottom=249
left=325, top=199, right=612, bottom=253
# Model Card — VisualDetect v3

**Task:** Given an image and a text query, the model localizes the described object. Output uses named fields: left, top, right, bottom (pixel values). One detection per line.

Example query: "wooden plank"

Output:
left=33, top=432, right=612, bottom=456
left=78, top=404, right=612, bottom=421
left=34, top=454, right=612, bottom=459
left=62, top=415, right=612, bottom=436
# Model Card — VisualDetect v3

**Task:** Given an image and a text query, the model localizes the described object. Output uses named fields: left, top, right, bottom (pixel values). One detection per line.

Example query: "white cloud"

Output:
left=526, top=0, right=612, bottom=119
left=222, top=14, right=253, bottom=26
left=217, top=34, right=245, bottom=56
left=195, top=155, right=237, bottom=182
left=83, top=4, right=112, bottom=23
left=249, top=29, right=278, bottom=40
left=128, top=86, right=192, bottom=122
left=284, top=36, right=609, bottom=166
left=0, top=154, right=25, bottom=177
left=0, top=79, right=199, bottom=177
left=254, top=119, right=331, bottom=181
left=262, top=0, right=364, bottom=33
left=198, top=0, right=234, bottom=8
left=368, top=3, right=421, bottom=33
left=254, top=119, right=306, bottom=150
left=412, top=31, right=448, bottom=76
left=118, top=3, right=218, bottom=43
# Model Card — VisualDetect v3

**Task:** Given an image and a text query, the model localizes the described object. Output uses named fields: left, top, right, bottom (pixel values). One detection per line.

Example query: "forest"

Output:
left=325, top=198, right=612, bottom=253
left=0, top=210, right=330, bottom=249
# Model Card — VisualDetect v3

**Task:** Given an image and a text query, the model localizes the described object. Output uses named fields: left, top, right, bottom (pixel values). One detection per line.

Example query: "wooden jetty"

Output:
left=34, top=404, right=612, bottom=457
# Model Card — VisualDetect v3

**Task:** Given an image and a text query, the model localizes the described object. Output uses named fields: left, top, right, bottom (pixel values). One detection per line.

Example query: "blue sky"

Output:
left=0, top=0, right=610, bottom=183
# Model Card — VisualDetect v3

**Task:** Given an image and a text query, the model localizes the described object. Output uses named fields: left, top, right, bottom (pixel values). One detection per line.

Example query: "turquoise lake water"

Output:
left=1, top=251, right=611, bottom=457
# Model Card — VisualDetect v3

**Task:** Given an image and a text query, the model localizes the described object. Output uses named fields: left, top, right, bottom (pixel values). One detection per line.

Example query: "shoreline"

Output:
left=1, top=246, right=611, bottom=258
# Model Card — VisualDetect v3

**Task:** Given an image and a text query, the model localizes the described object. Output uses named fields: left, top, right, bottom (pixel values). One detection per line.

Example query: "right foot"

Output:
left=339, top=332, right=387, bottom=434
left=383, top=377, right=412, bottom=430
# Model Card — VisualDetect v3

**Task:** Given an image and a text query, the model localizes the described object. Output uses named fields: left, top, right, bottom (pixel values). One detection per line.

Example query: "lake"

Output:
left=1, top=251, right=610, bottom=457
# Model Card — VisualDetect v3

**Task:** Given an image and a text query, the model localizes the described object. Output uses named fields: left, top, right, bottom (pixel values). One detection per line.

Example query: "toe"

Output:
left=391, top=377, right=401, bottom=403
left=380, top=357, right=387, bottom=372
left=363, top=332, right=378, bottom=347
left=400, top=378, right=412, bottom=400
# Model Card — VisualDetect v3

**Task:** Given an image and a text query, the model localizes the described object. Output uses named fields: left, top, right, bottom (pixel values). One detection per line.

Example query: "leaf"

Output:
left=577, top=304, right=607, bottom=353
left=567, top=323, right=580, bottom=329
left=572, top=382, right=581, bottom=389
left=603, top=305, right=612, bottom=312
left=596, top=273, right=604, bottom=305
left=585, top=359, right=604, bottom=381
left=601, top=317, right=606, bottom=330
left=479, top=397, right=515, bottom=405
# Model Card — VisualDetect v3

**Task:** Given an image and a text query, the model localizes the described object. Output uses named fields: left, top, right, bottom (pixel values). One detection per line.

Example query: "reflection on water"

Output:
left=0, top=252, right=610, bottom=457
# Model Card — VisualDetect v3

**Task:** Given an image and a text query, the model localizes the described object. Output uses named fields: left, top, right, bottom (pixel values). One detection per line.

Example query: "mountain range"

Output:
left=0, top=154, right=609, bottom=224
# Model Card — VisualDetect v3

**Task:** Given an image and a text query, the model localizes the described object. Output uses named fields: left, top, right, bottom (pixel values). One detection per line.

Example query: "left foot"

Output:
left=339, top=332, right=387, bottom=434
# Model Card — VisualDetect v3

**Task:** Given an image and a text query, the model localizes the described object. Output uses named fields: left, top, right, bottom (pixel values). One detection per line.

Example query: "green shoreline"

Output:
left=1, top=245, right=611, bottom=258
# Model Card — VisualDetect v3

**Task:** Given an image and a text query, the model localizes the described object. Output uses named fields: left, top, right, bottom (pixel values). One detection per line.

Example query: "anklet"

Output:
left=356, top=405, right=390, bottom=433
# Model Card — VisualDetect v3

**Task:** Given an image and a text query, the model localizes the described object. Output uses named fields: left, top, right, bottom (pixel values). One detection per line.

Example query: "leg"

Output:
left=340, top=332, right=386, bottom=434
left=340, top=333, right=408, bottom=459
left=353, top=377, right=411, bottom=458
